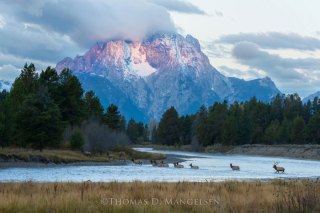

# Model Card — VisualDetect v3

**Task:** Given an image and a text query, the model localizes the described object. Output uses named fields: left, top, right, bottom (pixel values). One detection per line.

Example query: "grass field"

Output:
left=0, top=180, right=319, bottom=212
left=0, top=147, right=165, bottom=164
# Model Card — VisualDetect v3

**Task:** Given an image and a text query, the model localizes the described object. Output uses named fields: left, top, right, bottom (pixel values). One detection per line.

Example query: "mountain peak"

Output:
left=56, top=33, right=281, bottom=121
left=185, top=34, right=201, bottom=51
left=56, top=33, right=210, bottom=79
left=259, top=76, right=277, bottom=88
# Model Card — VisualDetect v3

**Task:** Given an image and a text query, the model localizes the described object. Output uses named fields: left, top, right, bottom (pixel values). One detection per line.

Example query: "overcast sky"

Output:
left=0, top=0, right=319, bottom=97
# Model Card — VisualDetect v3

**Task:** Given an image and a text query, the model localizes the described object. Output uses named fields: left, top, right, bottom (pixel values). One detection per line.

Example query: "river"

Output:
left=0, top=148, right=319, bottom=182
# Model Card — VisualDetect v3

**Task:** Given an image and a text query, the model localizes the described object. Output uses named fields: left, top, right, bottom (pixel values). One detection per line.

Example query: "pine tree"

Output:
left=306, top=113, right=320, bottom=144
left=0, top=102, right=5, bottom=147
left=0, top=90, right=8, bottom=147
left=221, top=116, right=238, bottom=146
left=70, top=131, right=85, bottom=150
left=39, top=67, right=59, bottom=98
left=84, top=90, right=104, bottom=118
left=11, top=63, right=38, bottom=99
left=156, top=106, right=180, bottom=145
left=284, top=94, right=302, bottom=120
left=221, top=102, right=241, bottom=146
left=179, top=115, right=193, bottom=145
left=278, top=118, right=292, bottom=144
left=5, top=63, right=39, bottom=143
left=103, top=104, right=121, bottom=130
left=237, top=107, right=252, bottom=145
left=57, top=68, right=85, bottom=126
left=151, top=126, right=157, bottom=144
left=127, top=118, right=139, bottom=143
left=194, top=105, right=211, bottom=146
left=15, top=89, right=63, bottom=150
left=264, top=120, right=280, bottom=144
left=207, top=102, right=228, bottom=144
left=302, top=100, right=312, bottom=123
left=270, top=94, right=285, bottom=122
left=312, top=97, right=320, bottom=114
left=291, top=116, right=306, bottom=144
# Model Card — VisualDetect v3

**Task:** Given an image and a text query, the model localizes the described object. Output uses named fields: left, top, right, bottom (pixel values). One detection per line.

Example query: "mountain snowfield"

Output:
left=56, top=33, right=280, bottom=121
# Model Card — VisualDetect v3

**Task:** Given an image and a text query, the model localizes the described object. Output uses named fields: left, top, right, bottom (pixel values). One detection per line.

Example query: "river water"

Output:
left=0, top=148, right=319, bottom=182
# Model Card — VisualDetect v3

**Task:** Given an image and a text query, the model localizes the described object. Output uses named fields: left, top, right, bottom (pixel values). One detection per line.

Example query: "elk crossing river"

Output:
left=0, top=148, right=319, bottom=182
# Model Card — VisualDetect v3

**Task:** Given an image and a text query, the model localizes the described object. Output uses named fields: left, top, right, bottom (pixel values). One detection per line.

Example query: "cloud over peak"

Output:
left=0, top=0, right=187, bottom=77
left=2, top=0, right=177, bottom=47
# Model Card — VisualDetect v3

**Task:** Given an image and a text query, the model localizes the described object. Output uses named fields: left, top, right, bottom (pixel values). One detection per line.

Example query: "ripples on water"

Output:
left=0, top=148, right=319, bottom=182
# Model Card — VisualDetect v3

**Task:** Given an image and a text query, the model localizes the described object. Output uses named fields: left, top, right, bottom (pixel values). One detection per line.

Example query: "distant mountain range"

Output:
left=0, top=80, right=11, bottom=91
left=302, top=91, right=320, bottom=103
left=53, top=33, right=280, bottom=122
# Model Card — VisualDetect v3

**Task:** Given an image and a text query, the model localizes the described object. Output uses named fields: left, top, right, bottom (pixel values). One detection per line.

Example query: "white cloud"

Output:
left=0, top=15, right=5, bottom=29
left=1, top=0, right=177, bottom=47
left=0, top=18, right=83, bottom=62
left=219, top=65, right=264, bottom=80
left=231, top=41, right=320, bottom=96
left=0, top=52, right=53, bottom=72
left=0, top=0, right=178, bottom=72
left=218, top=32, right=320, bottom=51
left=232, top=42, right=320, bottom=76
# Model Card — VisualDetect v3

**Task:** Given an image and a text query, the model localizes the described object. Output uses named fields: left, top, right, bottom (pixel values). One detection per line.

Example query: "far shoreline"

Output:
left=0, top=148, right=185, bottom=168
left=139, top=143, right=320, bottom=161
left=1, top=143, right=320, bottom=168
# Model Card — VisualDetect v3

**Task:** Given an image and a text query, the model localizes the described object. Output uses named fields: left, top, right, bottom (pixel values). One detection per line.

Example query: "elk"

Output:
left=159, top=160, right=169, bottom=167
left=131, top=158, right=143, bottom=165
left=150, top=160, right=169, bottom=167
left=273, top=162, right=285, bottom=173
left=173, top=162, right=184, bottom=168
left=150, top=160, right=157, bottom=167
left=189, top=163, right=199, bottom=169
left=230, top=163, right=240, bottom=171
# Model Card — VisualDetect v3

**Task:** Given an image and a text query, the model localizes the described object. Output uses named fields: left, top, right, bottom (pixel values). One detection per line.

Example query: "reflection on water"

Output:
left=0, top=147, right=319, bottom=182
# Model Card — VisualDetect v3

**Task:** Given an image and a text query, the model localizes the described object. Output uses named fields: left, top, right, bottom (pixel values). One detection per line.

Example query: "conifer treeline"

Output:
left=1, top=64, right=320, bottom=150
left=0, top=64, right=143, bottom=151
left=153, top=94, right=320, bottom=146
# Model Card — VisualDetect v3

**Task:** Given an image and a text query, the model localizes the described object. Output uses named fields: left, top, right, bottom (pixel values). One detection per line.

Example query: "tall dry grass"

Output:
left=0, top=180, right=319, bottom=212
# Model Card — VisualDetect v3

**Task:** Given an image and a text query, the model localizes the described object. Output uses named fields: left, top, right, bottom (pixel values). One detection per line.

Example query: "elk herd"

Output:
left=131, top=159, right=286, bottom=173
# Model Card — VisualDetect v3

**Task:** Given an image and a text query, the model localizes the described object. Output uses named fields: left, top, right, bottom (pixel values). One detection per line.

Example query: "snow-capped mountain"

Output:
left=56, top=33, right=280, bottom=121
left=0, top=80, right=12, bottom=91
left=302, top=91, right=320, bottom=103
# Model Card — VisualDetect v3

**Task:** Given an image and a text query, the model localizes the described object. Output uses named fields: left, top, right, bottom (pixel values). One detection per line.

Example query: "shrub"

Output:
left=70, top=131, right=84, bottom=150
left=81, top=117, right=131, bottom=153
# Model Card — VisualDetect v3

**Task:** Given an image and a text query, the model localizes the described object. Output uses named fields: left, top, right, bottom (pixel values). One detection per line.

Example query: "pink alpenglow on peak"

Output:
left=56, top=33, right=280, bottom=121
